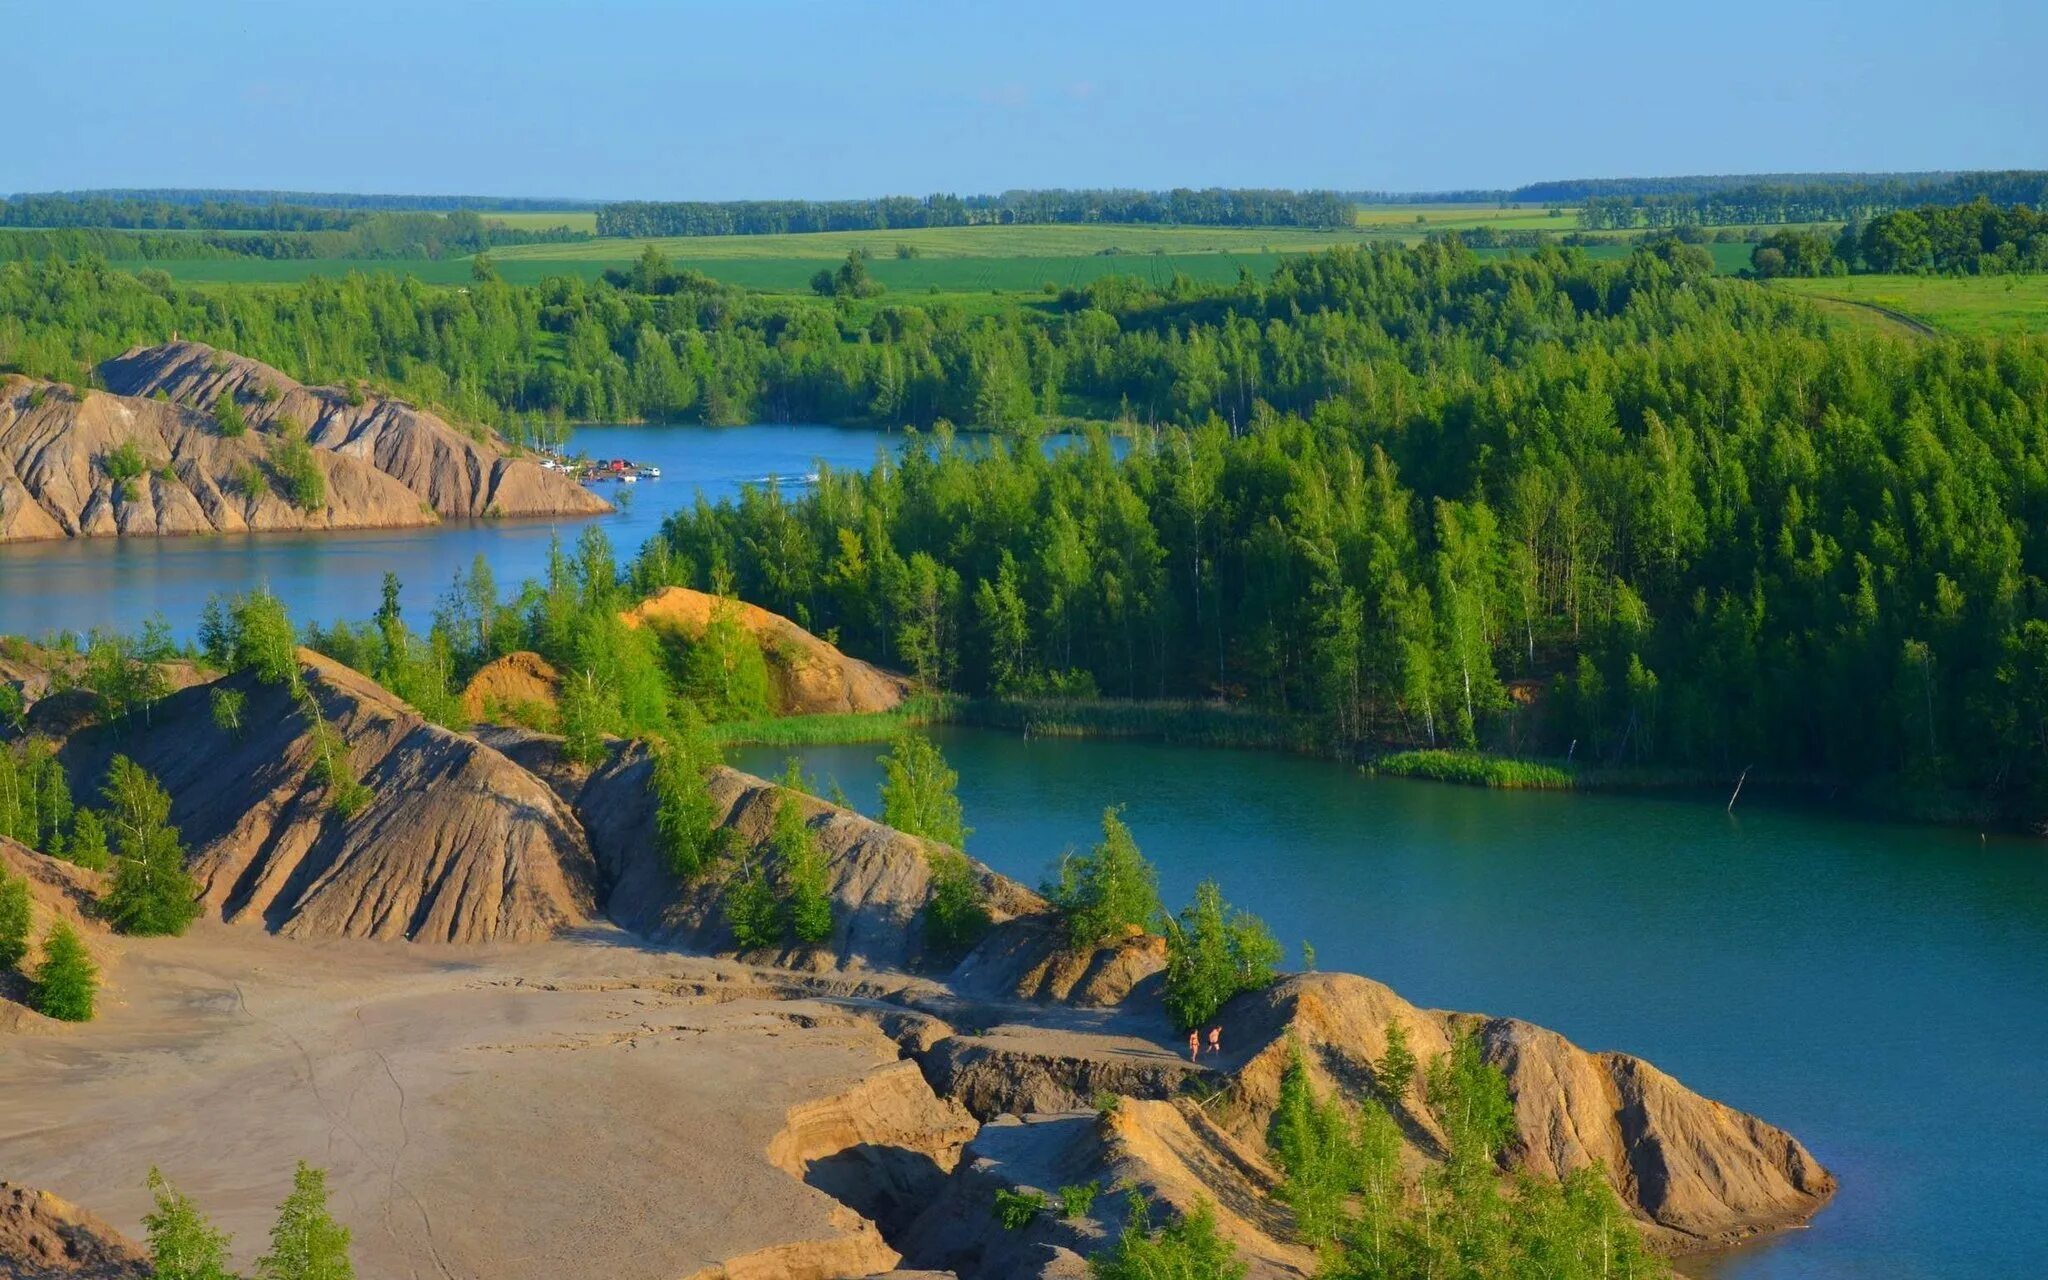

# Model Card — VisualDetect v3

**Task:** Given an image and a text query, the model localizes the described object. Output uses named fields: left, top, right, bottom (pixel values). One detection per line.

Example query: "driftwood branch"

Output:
left=1727, top=765, right=1752, bottom=814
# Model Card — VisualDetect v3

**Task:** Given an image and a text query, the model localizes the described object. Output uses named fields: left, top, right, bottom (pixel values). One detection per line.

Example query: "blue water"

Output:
left=0, top=423, right=900, bottom=638
left=736, top=729, right=2048, bottom=1280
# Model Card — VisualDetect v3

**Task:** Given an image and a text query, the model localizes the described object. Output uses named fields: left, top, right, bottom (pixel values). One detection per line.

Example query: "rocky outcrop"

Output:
left=460, top=650, right=561, bottom=724
left=1223, top=972, right=1837, bottom=1250
left=0, top=840, right=117, bottom=1033
left=97, top=342, right=609, bottom=521
left=920, top=1027, right=1200, bottom=1122
left=0, top=1182, right=148, bottom=1279
left=579, top=747, right=1038, bottom=972
left=625, top=586, right=913, bottom=715
left=0, top=374, right=436, bottom=541
left=893, top=1103, right=1314, bottom=1280
left=768, top=1059, right=980, bottom=1238
left=59, top=653, right=597, bottom=943
left=951, top=917, right=1167, bottom=1007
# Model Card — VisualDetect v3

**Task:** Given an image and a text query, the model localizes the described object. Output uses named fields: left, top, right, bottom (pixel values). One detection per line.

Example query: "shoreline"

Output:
left=713, top=696, right=2042, bottom=839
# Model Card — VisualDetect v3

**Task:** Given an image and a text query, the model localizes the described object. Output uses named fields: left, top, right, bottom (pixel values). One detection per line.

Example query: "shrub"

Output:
left=267, top=421, right=325, bottom=510
left=31, top=921, right=97, bottom=1021
left=992, top=1188, right=1046, bottom=1230
left=1088, top=1197, right=1245, bottom=1280
left=1059, top=1182, right=1099, bottom=1220
left=923, top=847, right=991, bottom=956
left=233, top=462, right=269, bottom=499
left=724, top=859, right=783, bottom=950
left=213, top=391, right=247, bottom=438
left=1045, top=807, right=1160, bottom=950
left=103, top=440, right=148, bottom=485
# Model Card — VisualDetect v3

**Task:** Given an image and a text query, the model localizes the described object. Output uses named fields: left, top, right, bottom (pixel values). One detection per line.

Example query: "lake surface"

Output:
left=735, top=729, right=2048, bottom=1280
left=2, top=422, right=960, bottom=639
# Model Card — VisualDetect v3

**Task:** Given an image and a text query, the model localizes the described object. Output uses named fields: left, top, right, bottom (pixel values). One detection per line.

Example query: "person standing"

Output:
left=1207, top=1026, right=1221, bottom=1055
left=1188, top=1030, right=1200, bottom=1061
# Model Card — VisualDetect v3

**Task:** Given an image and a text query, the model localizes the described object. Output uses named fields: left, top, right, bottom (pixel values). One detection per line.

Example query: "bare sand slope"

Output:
left=0, top=924, right=957, bottom=1280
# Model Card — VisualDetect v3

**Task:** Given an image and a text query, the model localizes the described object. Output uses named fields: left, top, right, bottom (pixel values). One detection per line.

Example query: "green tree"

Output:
left=31, top=921, right=97, bottom=1021
left=144, top=1168, right=238, bottom=1280
left=255, top=1161, right=353, bottom=1280
left=0, top=869, right=30, bottom=970
left=878, top=731, right=969, bottom=848
left=1427, top=1029, right=1518, bottom=1180
left=651, top=708, right=725, bottom=880
left=102, top=755, right=201, bottom=937
left=1046, top=807, right=1161, bottom=950
left=63, top=807, right=110, bottom=871
left=1160, top=879, right=1282, bottom=1031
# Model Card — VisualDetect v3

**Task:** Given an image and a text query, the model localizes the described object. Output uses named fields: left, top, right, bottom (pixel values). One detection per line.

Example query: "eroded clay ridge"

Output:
left=98, top=341, right=610, bottom=520
left=59, top=651, right=599, bottom=943
left=0, top=373, right=435, bottom=541
left=0, top=342, right=608, bottom=541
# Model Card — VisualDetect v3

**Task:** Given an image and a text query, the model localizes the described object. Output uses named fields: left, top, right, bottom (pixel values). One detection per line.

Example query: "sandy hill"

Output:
left=58, top=652, right=597, bottom=943
left=459, top=649, right=561, bottom=724
left=0, top=374, right=438, bottom=542
left=626, top=586, right=914, bottom=715
left=98, top=342, right=609, bottom=522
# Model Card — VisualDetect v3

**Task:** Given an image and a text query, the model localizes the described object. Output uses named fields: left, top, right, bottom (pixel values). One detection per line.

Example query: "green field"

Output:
left=482, top=210, right=599, bottom=233
left=1352, top=202, right=1576, bottom=232
left=1774, top=274, right=2048, bottom=337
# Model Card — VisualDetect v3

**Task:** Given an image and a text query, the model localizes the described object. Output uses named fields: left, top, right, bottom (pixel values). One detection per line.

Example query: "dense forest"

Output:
left=596, top=188, right=1355, bottom=237
left=1577, top=171, right=2048, bottom=229
left=8, top=240, right=2048, bottom=823
left=0, top=196, right=365, bottom=231
left=1747, top=200, right=2048, bottom=278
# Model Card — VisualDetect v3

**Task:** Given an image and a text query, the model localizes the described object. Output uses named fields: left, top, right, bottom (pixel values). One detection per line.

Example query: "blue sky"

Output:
left=9, top=0, right=2043, bottom=199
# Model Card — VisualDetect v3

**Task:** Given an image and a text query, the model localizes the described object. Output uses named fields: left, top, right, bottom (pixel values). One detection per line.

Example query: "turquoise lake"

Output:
left=737, top=729, right=2048, bottom=1280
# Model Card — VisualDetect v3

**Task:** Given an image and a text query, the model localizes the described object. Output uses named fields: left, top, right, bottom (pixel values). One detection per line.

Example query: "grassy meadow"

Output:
left=1774, top=274, right=2048, bottom=337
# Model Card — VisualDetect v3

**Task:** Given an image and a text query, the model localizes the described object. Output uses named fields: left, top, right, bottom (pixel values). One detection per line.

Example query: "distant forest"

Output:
left=595, top=189, right=1357, bottom=237
left=1577, top=171, right=2048, bottom=229
left=0, top=210, right=589, bottom=263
